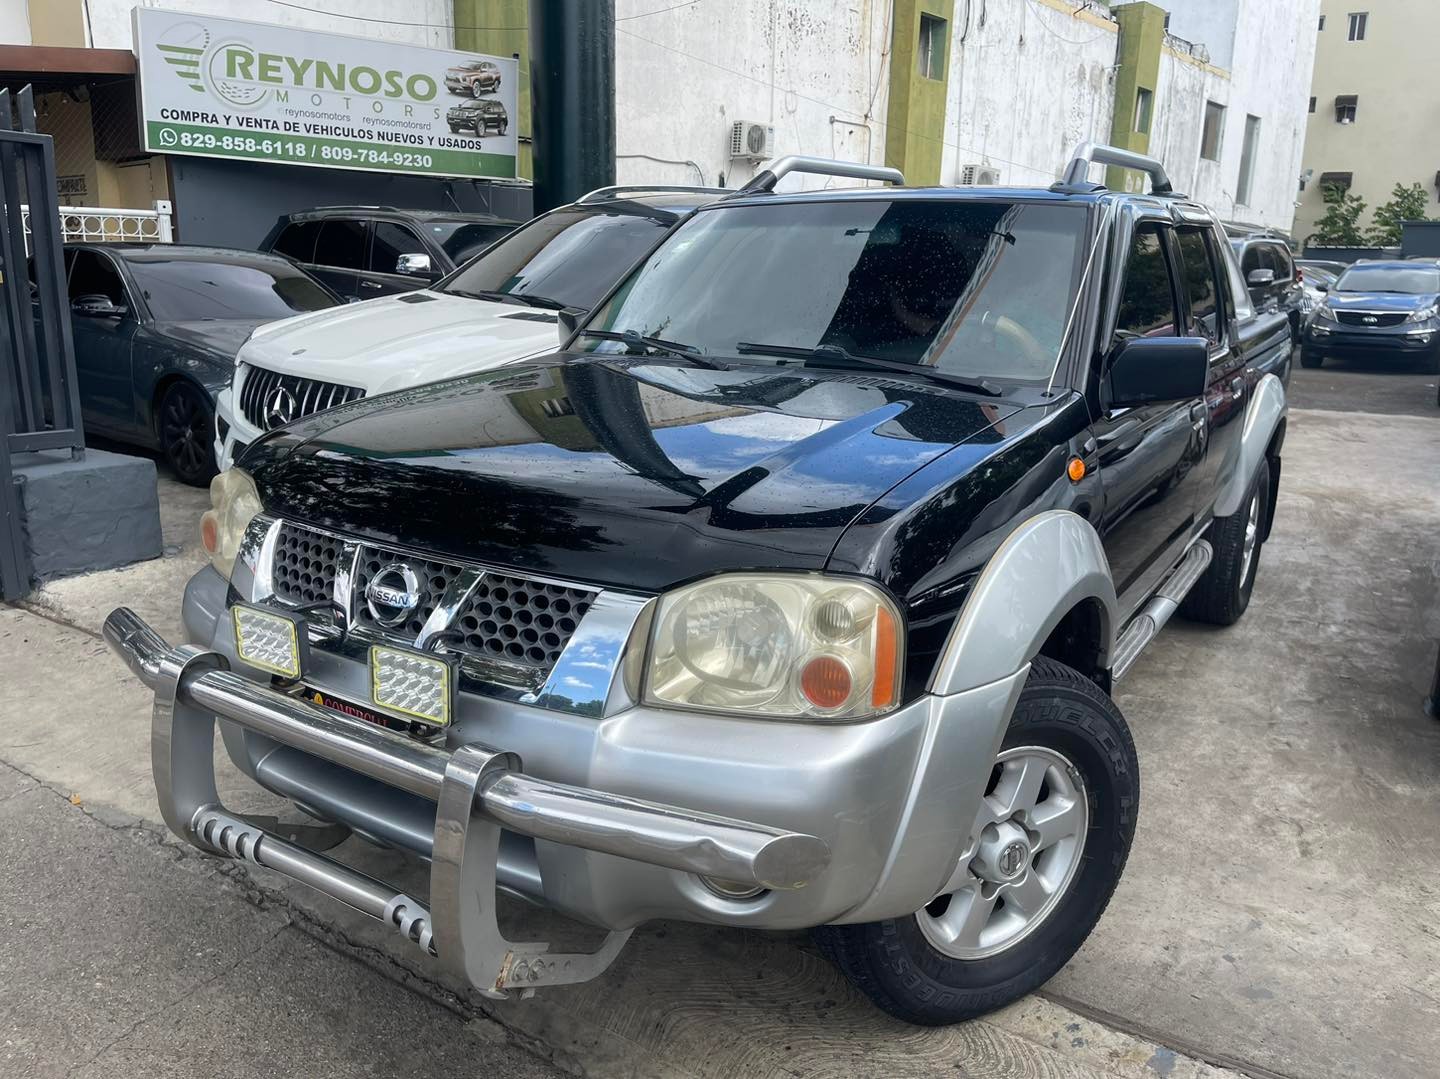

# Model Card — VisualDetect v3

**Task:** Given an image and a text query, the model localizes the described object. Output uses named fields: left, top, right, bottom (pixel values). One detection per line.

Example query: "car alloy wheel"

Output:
left=159, top=382, right=217, bottom=486
left=1239, top=485, right=1261, bottom=584
left=916, top=745, right=1088, bottom=959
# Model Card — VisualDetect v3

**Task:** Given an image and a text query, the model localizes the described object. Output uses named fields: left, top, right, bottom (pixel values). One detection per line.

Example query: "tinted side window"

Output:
left=314, top=219, right=368, bottom=270
left=1241, top=244, right=1262, bottom=275
left=68, top=250, right=126, bottom=307
left=273, top=220, right=321, bottom=262
left=1268, top=242, right=1293, bottom=280
left=369, top=221, right=426, bottom=273
left=1176, top=230, right=1221, bottom=345
left=1114, top=226, right=1179, bottom=343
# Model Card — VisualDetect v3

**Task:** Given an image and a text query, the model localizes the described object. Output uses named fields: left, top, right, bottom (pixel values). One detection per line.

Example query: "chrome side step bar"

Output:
left=1111, top=540, right=1213, bottom=682
left=103, top=607, right=831, bottom=999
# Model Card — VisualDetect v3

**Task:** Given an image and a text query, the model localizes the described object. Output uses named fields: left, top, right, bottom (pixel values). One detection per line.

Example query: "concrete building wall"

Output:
left=0, top=0, right=31, bottom=45
left=1295, top=0, right=1440, bottom=244
left=941, top=0, right=1118, bottom=188
left=612, top=0, right=894, bottom=191
left=1160, top=0, right=1237, bottom=69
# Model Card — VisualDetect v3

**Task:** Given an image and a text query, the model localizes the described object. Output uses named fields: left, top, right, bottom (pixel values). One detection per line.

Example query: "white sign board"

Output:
left=133, top=8, right=518, bottom=180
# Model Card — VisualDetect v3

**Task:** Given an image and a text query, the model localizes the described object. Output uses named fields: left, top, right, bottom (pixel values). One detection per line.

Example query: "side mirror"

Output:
left=1315, top=282, right=1330, bottom=293
left=557, top=307, right=582, bottom=344
left=71, top=294, right=125, bottom=318
left=1106, top=336, right=1209, bottom=410
left=396, top=252, right=433, bottom=277
left=1246, top=267, right=1276, bottom=287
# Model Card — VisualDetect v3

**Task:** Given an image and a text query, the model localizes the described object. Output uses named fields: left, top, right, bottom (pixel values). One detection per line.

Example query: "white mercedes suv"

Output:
left=215, top=187, right=724, bottom=468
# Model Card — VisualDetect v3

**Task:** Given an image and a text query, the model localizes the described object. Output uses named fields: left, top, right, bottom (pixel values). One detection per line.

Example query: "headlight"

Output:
left=643, top=574, right=903, bottom=721
left=199, top=468, right=262, bottom=580
left=1408, top=303, right=1439, bottom=323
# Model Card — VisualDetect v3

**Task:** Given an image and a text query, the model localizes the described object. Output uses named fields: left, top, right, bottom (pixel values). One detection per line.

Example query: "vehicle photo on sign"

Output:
left=132, top=7, right=519, bottom=180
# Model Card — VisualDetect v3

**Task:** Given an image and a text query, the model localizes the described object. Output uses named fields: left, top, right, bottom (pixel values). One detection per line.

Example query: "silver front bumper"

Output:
left=104, top=606, right=830, bottom=997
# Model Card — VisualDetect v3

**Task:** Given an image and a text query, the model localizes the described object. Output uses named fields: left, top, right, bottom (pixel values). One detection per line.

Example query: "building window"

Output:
left=1335, top=95, right=1358, bottom=123
left=918, top=14, right=946, bottom=80
left=1200, top=101, right=1225, bottom=160
left=1318, top=171, right=1354, bottom=195
left=1236, top=114, right=1261, bottom=205
left=1309, top=96, right=1317, bottom=113
left=1133, top=87, right=1154, bottom=135
left=1348, top=12, right=1367, bottom=40
left=1318, top=14, right=1326, bottom=30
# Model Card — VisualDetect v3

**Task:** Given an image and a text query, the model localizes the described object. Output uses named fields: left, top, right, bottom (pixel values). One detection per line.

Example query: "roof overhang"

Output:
left=0, top=45, right=135, bottom=80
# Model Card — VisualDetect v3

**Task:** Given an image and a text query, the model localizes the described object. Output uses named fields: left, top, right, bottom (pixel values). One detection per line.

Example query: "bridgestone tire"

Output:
left=813, top=658, right=1139, bottom=1026
left=1180, top=456, right=1270, bottom=626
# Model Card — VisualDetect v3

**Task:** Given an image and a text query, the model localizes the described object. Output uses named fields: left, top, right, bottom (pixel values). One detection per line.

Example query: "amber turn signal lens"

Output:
left=199, top=510, right=220, bottom=555
left=1067, top=457, right=1087, bottom=483
left=800, top=655, right=853, bottom=710
left=871, top=604, right=899, bottom=709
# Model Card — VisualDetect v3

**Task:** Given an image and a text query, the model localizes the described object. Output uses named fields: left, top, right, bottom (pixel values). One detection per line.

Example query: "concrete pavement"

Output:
left=2, top=391, right=1436, bottom=1078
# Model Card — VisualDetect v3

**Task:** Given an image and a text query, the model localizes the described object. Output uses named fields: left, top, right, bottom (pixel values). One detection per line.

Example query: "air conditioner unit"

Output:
left=729, top=120, right=775, bottom=162
left=960, top=163, right=1002, bottom=186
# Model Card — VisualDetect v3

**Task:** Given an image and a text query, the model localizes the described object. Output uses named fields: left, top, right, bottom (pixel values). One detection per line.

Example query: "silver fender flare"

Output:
left=929, top=509, right=1118, bottom=697
left=1214, top=372, right=1287, bottom=518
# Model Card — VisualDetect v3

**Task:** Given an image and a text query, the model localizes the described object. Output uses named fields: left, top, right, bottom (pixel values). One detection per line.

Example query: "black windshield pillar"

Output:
left=529, top=0, right=615, bottom=213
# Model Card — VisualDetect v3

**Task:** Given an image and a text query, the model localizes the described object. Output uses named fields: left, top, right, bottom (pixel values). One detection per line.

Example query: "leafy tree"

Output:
left=1308, top=183, right=1368, bottom=247
left=1369, top=182, right=1433, bottom=245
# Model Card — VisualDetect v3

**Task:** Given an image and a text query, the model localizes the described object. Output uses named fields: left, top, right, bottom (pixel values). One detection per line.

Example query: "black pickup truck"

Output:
left=107, top=146, right=1288, bottom=1027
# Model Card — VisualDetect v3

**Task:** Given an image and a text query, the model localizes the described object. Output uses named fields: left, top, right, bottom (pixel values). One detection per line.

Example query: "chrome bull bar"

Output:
left=103, top=607, right=830, bottom=998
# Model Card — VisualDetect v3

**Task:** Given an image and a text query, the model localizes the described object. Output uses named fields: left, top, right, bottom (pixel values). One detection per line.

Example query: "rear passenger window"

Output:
left=272, top=221, right=321, bottom=262
left=1114, top=226, right=1179, bottom=344
left=1175, top=230, right=1222, bottom=345
left=314, top=219, right=368, bottom=270
left=369, top=222, right=425, bottom=274
left=1268, top=242, right=1293, bottom=281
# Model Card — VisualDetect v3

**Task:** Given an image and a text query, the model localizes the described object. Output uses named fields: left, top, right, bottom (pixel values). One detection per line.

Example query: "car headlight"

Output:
left=643, top=574, right=903, bottom=721
left=1408, top=303, right=1439, bottom=323
left=199, top=468, right=263, bottom=580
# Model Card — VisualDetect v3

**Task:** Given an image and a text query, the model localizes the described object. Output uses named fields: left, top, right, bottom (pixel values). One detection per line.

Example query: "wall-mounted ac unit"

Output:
left=730, top=120, right=775, bottom=162
left=960, top=163, right=1002, bottom=186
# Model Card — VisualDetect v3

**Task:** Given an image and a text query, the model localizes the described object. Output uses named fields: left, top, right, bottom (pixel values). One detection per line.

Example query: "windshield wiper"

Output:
left=735, top=342, right=1001, bottom=397
left=441, top=287, right=530, bottom=306
left=578, top=328, right=725, bottom=369
left=510, top=292, right=568, bottom=310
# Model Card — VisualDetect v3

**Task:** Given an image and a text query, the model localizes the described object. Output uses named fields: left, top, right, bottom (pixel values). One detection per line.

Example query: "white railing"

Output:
left=21, top=199, right=174, bottom=251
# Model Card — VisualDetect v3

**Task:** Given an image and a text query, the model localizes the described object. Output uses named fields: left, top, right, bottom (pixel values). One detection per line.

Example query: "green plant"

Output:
left=1369, top=182, right=1433, bottom=245
left=1308, top=183, right=1369, bottom=247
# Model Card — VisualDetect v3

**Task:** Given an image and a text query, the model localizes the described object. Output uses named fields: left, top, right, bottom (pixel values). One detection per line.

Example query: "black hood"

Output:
left=243, top=358, right=1019, bottom=592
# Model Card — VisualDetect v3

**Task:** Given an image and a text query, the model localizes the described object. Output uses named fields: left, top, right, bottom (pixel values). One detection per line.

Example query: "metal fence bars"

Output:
left=0, top=86, right=84, bottom=600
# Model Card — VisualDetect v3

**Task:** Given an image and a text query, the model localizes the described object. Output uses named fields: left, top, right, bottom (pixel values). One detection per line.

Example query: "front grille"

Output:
left=1335, top=311, right=1408, bottom=327
left=267, top=521, right=602, bottom=676
left=239, top=365, right=365, bottom=432
left=451, top=574, right=594, bottom=667
left=273, top=522, right=344, bottom=606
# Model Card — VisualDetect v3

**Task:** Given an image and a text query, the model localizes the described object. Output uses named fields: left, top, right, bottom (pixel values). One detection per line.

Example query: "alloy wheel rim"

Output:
left=1240, top=487, right=1261, bottom=583
left=916, top=745, right=1088, bottom=960
left=162, top=392, right=206, bottom=476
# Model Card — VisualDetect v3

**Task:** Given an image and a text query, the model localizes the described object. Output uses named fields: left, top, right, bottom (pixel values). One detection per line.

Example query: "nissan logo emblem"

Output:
left=264, top=384, right=298, bottom=429
left=365, top=563, right=422, bottom=627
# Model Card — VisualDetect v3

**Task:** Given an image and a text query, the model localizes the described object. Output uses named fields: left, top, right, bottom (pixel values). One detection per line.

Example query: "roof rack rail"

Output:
left=733, top=155, right=904, bottom=197
left=1055, top=142, right=1174, bottom=196
left=307, top=205, right=401, bottom=213
left=576, top=184, right=731, bottom=204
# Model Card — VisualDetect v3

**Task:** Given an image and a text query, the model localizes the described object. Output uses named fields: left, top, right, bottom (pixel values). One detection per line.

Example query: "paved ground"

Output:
left=1288, top=351, right=1438, bottom=417
left=2, top=364, right=1436, bottom=1078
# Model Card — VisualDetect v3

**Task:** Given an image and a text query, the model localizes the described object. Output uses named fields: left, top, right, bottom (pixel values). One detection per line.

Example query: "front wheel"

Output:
left=1300, top=349, right=1323, bottom=369
left=158, top=381, right=218, bottom=487
left=814, top=658, right=1138, bottom=1026
left=472, top=82, right=484, bottom=98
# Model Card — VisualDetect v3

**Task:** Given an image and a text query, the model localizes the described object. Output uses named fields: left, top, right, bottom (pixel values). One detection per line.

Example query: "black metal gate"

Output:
left=0, top=87, right=82, bottom=601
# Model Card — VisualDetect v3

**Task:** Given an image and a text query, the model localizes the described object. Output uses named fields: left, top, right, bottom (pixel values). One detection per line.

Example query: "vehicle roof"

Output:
left=711, top=184, right=1107, bottom=210
left=573, top=189, right=727, bottom=213
left=283, top=206, right=518, bottom=224
left=1345, top=259, right=1434, bottom=270
left=67, top=242, right=297, bottom=264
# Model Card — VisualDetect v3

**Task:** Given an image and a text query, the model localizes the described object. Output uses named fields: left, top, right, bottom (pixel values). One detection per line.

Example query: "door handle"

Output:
left=360, top=280, right=382, bottom=290
left=1189, top=402, right=1207, bottom=427
left=1229, top=376, right=1244, bottom=399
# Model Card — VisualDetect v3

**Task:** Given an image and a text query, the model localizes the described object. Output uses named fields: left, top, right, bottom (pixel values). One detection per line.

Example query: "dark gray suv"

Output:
left=262, top=207, right=521, bottom=301
left=1228, top=229, right=1304, bottom=346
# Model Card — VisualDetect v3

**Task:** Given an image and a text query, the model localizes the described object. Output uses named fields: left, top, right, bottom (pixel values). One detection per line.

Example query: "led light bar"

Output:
left=231, top=604, right=307, bottom=678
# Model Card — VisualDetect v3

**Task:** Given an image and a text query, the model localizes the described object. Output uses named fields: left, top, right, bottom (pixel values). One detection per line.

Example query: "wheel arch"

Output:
left=928, top=510, right=1118, bottom=697
left=1215, top=372, right=1286, bottom=518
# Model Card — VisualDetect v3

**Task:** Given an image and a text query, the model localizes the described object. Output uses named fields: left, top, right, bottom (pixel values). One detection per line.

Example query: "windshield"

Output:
left=1335, top=265, right=1440, bottom=294
left=578, top=199, right=1087, bottom=382
left=438, top=208, right=673, bottom=310
left=425, top=220, right=517, bottom=264
left=128, top=257, right=337, bottom=321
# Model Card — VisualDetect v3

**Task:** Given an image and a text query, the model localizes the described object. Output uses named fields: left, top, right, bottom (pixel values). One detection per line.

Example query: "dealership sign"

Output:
left=133, top=8, right=518, bottom=180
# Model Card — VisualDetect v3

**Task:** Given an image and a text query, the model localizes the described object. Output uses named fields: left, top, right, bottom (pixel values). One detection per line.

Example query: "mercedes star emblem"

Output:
left=264, top=384, right=298, bottom=429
